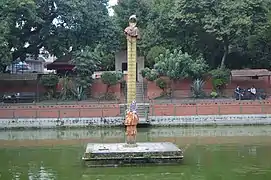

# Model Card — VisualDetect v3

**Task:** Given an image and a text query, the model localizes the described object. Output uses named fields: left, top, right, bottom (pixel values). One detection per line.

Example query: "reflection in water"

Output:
left=28, top=164, right=56, bottom=180
left=1, top=126, right=271, bottom=140
left=10, top=171, right=21, bottom=180
left=0, top=127, right=271, bottom=180
left=7, top=161, right=57, bottom=180
left=248, top=147, right=257, bottom=156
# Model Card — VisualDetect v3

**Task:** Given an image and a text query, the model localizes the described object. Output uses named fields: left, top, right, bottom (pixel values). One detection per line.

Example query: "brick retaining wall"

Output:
left=1, top=101, right=271, bottom=119
left=1, top=101, right=271, bottom=128
left=149, top=101, right=271, bottom=116
left=0, top=104, right=121, bottom=119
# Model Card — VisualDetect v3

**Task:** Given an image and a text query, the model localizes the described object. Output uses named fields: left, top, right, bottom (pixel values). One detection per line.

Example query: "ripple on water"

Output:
left=232, top=165, right=271, bottom=175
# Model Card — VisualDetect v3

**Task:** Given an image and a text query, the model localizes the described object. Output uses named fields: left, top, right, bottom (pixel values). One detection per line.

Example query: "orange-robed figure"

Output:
left=125, top=100, right=139, bottom=144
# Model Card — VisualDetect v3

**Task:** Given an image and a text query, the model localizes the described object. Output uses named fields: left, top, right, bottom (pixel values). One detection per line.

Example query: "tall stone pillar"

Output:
left=124, top=15, right=140, bottom=105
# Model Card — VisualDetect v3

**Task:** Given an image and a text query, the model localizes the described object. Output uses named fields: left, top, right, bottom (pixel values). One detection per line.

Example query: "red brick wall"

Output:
left=0, top=79, right=122, bottom=100
left=146, top=77, right=212, bottom=99
left=1, top=101, right=271, bottom=119
left=147, top=76, right=271, bottom=99
left=147, top=81, right=163, bottom=100
left=91, top=79, right=121, bottom=99
left=149, top=101, right=271, bottom=116
left=0, top=104, right=121, bottom=119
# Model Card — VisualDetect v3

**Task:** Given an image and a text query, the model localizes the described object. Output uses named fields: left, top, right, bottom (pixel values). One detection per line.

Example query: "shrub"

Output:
left=209, top=68, right=230, bottom=95
left=191, top=79, right=205, bottom=98
left=156, top=78, right=167, bottom=95
left=40, top=74, right=59, bottom=87
left=141, top=68, right=151, bottom=78
left=210, top=91, right=218, bottom=98
left=70, top=84, right=85, bottom=101
left=58, top=76, right=73, bottom=100
left=156, top=78, right=167, bottom=90
left=101, top=71, right=123, bottom=94
left=154, top=49, right=209, bottom=80
left=40, top=74, right=59, bottom=99
left=141, top=68, right=159, bottom=81
left=146, top=46, right=167, bottom=67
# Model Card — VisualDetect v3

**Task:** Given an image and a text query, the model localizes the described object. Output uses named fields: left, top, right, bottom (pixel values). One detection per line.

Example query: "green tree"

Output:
left=113, top=0, right=152, bottom=52
left=209, top=68, right=231, bottom=95
left=145, top=46, right=167, bottom=68
left=138, top=0, right=178, bottom=56
left=0, top=24, right=11, bottom=72
left=246, top=3, right=271, bottom=68
left=101, top=71, right=123, bottom=94
left=0, top=0, right=34, bottom=71
left=141, top=67, right=159, bottom=81
left=0, top=0, right=116, bottom=71
left=111, top=0, right=271, bottom=70
left=156, top=77, right=167, bottom=95
left=113, top=0, right=151, bottom=30
left=153, top=48, right=208, bottom=97
left=40, top=73, right=59, bottom=99
left=89, top=43, right=116, bottom=71
left=154, top=49, right=208, bottom=80
left=174, top=0, right=268, bottom=68
left=72, top=46, right=101, bottom=91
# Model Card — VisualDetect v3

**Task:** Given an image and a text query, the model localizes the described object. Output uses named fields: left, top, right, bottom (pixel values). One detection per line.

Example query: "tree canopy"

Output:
left=0, top=0, right=118, bottom=71
left=113, top=0, right=271, bottom=70
left=1, top=0, right=271, bottom=75
left=154, top=49, right=208, bottom=80
left=173, top=0, right=269, bottom=68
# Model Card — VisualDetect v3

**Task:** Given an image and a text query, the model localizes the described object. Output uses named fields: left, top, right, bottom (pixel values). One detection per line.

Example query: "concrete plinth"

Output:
left=82, top=142, right=183, bottom=167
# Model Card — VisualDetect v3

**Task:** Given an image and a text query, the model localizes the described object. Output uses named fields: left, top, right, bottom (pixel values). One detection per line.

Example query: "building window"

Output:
left=122, top=63, right=127, bottom=72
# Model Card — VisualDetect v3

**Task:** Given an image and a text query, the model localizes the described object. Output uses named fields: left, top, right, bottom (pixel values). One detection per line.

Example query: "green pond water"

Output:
left=0, top=126, right=271, bottom=180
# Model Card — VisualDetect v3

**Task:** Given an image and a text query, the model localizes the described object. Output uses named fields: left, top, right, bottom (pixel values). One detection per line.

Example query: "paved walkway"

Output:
left=1, top=98, right=270, bottom=106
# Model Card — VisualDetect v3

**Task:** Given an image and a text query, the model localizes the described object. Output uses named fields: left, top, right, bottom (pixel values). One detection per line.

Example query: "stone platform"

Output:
left=82, top=142, right=183, bottom=167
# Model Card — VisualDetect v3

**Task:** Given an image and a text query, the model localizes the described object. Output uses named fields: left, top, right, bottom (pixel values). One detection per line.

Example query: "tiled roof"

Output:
left=47, top=54, right=73, bottom=65
left=231, top=69, right=271, bottom=77
left=46, top=54, right=74, bottom=70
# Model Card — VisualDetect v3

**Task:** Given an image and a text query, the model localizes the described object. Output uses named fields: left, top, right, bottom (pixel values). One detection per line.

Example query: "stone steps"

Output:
left=136, top=82, right=144, bottom=102
left=120, top=104, right=149, bottom=118
left=124, top=82, right=146, bottom=102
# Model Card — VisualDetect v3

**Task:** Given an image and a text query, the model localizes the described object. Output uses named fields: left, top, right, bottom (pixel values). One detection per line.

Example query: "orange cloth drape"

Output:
left=125, top=111, right=139, bottom=136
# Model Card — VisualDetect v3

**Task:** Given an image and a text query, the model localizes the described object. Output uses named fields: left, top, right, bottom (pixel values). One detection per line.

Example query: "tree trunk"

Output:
left=220, top=36, right=229, bottom=68
left=106, top=84, right=110, bottom=94
left=0, top=65, right=7, bottom=73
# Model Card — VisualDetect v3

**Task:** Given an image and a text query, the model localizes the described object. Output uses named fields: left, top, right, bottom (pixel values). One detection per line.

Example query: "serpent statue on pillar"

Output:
left=124, top=15, right=140, bottom=40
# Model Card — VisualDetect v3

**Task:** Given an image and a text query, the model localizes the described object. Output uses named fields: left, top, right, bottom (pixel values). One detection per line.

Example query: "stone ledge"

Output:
left=1, top=126, right=271, bottom=140
left=82, top=142, right=183, bottom=167
left=149, top=114, right=271, bottom=126
left=0, top=114, right=271, bottom=129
